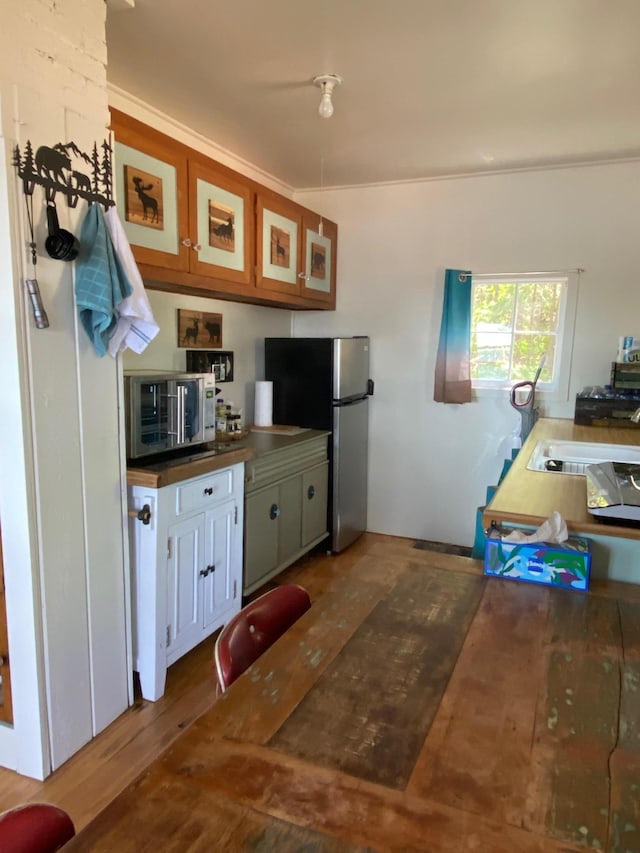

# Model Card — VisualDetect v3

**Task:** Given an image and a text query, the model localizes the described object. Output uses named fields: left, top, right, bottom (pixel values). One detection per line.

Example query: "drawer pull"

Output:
left=204, top=487, right=214, bottom=496
left=307, top=485, right=315, bottom=500
left=269, top=503, right=280, bottom=520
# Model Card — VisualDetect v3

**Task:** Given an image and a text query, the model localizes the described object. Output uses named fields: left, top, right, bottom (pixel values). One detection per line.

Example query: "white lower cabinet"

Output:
left=128, top=463, right=244, bottom=701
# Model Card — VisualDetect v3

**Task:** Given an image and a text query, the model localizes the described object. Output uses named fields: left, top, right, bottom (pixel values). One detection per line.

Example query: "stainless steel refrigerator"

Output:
left=265, top=337, right=373, bottom=552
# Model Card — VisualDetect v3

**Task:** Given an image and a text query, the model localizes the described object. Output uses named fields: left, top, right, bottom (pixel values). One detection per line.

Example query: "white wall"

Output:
left=123, top=290, right=292, bottom=419
left=0, top=0, right=129, bottom=777
left=295, top=162, right=640, bottom=546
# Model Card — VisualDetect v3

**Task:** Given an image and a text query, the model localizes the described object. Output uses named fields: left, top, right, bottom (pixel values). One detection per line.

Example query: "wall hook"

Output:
left=13, top=138, right=115, bottom=212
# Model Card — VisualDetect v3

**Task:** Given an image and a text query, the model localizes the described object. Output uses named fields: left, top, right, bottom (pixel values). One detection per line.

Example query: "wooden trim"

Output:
left=0, top=530, right=13, bottom=725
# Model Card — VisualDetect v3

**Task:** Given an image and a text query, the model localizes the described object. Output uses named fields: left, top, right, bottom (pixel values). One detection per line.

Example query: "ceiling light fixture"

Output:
left=313, top=74, right=342, bottom=119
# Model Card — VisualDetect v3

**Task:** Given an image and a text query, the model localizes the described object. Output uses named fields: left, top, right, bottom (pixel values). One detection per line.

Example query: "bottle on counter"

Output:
left=215, top=398, right=227, bottom=436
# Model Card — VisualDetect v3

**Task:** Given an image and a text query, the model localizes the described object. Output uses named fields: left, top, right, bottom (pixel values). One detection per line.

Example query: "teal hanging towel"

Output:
left=75, top=203, right=133, bottom=356
left=434, top=268, right=472, bottom=403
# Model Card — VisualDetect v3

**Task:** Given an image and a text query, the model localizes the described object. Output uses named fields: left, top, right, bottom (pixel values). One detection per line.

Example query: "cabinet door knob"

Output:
left=181, top=237, right=192, bottom=247
left=307, top=485, right=315, bottom=500
left=199, top=567, right=208, bottom=577
left=269, top=503, right=280, bottom=520
left=191, top=241, right=202, bottom=252
left=204, top=487, right=214, bottom=496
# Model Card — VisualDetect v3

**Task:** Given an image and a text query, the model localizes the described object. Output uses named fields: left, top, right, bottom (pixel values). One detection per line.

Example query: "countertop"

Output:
left=127, top=428, right=330, bottom=489
left=484, top=417, right=640, bottom=540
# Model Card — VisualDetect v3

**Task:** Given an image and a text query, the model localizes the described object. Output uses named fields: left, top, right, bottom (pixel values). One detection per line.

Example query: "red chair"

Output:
left=214, top=583, right=311, bottom=693
left=0, top=803, right=75, bottom=852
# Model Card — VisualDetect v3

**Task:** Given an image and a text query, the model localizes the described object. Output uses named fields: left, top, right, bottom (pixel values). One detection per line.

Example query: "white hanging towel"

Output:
left=104, top=206, right=160, bottom=355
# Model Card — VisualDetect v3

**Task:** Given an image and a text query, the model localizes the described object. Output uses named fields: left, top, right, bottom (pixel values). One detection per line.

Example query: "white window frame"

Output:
left=471, top=272, right=579, bottom=402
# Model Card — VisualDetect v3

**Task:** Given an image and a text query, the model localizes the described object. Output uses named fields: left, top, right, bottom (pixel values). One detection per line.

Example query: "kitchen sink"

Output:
left=526, top=439, right=640, bottom=475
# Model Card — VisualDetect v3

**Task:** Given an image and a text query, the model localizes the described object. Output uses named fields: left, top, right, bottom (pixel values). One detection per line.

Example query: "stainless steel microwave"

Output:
left=124, top=371, right=217, bottom=460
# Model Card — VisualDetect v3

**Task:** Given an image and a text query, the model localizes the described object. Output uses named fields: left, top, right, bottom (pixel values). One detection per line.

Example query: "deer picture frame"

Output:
left=177, top=309, right=223, bottom=349
left=258, top=203, right=299, bottom=289
left=114, top=141, right=179, bottom=257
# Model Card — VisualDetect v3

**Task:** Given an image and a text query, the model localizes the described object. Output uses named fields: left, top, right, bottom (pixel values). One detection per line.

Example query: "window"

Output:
left=470, top=273, right=578, bottom=399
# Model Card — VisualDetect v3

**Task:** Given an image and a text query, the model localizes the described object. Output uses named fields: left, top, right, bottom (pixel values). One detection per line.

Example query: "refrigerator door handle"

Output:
left=367, top=379, right=374, bottom=396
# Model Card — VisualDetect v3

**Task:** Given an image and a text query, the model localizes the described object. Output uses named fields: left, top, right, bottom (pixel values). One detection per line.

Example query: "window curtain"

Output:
left=433, top=268, right=472, bottom=404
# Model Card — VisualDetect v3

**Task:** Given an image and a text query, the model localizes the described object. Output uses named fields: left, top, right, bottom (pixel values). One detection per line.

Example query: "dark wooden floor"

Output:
left=0, top=533, right=386, bottom=828
left=1, top=532, right=639, bottom=852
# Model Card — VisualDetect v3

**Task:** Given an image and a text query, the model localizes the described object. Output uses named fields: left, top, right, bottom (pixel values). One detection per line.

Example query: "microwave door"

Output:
left=172, top=379, right=203, bottom=448
left=135, top=379, right=171, bottom=457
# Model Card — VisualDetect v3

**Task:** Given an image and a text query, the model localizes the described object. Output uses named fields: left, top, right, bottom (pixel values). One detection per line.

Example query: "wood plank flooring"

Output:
left=0, top=532, right=639, bottom=851
left=0, top=532, right=387, bottom=830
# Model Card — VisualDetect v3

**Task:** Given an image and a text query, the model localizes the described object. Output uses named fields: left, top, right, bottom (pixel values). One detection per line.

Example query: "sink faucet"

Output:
left=631, top=407, right=640, bottom=423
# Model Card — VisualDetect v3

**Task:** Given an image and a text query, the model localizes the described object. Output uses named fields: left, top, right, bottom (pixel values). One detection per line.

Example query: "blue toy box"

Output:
left=484, top=529, right=591, bottom=591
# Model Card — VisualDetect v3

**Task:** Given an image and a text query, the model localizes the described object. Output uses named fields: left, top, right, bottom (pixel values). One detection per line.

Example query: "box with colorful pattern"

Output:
left=484, top=531, right=591, bottom=591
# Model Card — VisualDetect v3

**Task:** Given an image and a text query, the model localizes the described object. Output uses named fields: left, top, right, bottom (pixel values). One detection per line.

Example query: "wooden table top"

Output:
left=485, top=417, right=640, bottom=540
left=65, top=549, right=640, bottom=853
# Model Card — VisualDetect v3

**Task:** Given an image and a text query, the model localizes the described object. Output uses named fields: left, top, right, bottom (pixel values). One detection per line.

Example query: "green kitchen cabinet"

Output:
left=243, top=433, right=329, bottom=595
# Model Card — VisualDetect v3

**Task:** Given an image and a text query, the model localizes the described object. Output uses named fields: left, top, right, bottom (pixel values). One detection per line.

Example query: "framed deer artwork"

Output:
left=191, top=170, right=249, bottom=276
left=255, top=193, right=300, bottom=295
left=114, top=141, right=180, bottom=258
left=177, top=309, right=223, bottom=349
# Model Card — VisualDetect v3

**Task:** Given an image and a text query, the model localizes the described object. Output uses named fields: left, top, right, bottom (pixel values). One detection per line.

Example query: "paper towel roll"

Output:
left=254, top=381, right=273, bottom=427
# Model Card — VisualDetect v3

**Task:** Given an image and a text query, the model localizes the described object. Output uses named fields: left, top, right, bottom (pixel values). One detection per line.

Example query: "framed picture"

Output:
left=194, top=174, right=247, bottom=272
left=300, top=214, right=336, bottom=305
left=114, top=141, right=180, bottom=257
left=304, top=226, right=332, bottom=294
left=123, top=165, right=164, bottom=230
left=260, top=206, right=298, bottom=286
left=177, top=310, right=223, bottom=348
left=189, top=161, right=253, bottom=285
left=208, top=200, right=235, bottom=252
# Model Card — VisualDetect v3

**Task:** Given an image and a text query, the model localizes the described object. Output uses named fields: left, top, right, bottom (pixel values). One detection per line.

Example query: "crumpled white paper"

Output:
left=501, top=510, right=568, bottom=544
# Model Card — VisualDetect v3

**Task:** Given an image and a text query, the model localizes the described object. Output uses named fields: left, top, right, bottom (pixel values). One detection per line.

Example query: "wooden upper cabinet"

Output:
left=110, top=108, right=336, bottom=310
left=256, top=194, right=337, bottom=308
left=255, top=191, right=303, bottom=297
left=187, top=157, right=253, bottom=287
left=300, top=211, right=337, bottom=306
left=111, top=108, right=190, bottom=273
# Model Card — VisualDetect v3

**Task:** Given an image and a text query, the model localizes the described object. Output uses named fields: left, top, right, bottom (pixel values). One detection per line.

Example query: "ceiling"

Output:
left=106, top=0, right=640, bottom=190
